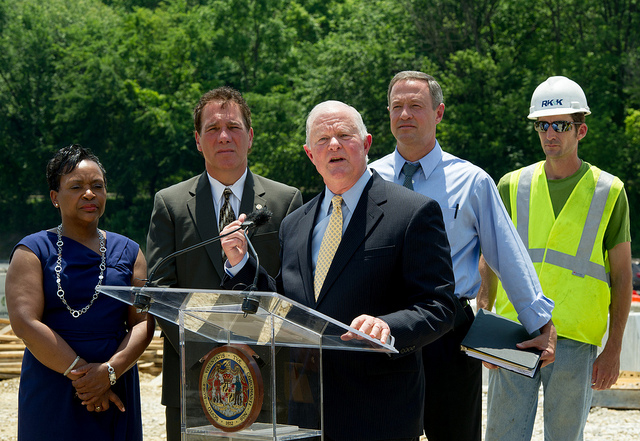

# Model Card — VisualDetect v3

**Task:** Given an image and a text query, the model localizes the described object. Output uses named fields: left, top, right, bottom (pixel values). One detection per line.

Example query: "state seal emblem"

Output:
left=199, top=345, right=264, bottom=432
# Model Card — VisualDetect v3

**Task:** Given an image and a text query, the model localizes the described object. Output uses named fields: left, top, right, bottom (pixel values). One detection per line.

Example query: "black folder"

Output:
left=461, top=309, right=542, bottom=378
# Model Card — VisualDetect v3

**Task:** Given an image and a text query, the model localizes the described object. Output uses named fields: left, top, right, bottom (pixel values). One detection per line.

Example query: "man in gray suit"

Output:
left=146, top=86, right=303, bottom=441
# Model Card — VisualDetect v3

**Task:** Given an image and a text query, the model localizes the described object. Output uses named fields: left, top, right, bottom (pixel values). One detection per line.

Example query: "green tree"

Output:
left=1, top=0, right=638, bottom=257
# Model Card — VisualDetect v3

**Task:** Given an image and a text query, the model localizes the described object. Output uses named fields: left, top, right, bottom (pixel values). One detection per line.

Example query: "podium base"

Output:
left=184, top=423, right=321, bottom=440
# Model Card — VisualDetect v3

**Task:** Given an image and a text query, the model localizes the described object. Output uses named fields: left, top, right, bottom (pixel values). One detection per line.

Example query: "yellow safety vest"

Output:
left=495, top=161, right=623, bottom=346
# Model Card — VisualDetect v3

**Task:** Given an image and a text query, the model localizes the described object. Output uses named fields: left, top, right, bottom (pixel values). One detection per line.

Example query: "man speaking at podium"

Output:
left=221, top=100, right=458, bottom=441
left=146, top=86, right=303, bottom=441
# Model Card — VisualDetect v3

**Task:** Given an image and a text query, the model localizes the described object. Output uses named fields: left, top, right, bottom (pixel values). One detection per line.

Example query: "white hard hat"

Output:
left=528, top=76, right=591, bottom=119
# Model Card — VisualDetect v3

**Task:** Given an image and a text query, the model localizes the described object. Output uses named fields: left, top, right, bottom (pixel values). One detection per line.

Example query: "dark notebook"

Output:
left=461, top=309, right=542, bottom=378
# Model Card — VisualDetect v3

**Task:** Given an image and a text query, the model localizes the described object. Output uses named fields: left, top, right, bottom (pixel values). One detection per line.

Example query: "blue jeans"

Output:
left=485, top=338, right=597, bottom=441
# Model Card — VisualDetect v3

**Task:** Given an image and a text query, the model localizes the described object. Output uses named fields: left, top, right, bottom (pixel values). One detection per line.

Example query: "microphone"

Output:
left=241, top=208, right=272, bottom=229
left=142, top=208, right=273, bottom=298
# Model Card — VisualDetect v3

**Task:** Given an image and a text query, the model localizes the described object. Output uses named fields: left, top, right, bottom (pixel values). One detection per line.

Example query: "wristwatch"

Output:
left=106, top=362, right=117, bottom=385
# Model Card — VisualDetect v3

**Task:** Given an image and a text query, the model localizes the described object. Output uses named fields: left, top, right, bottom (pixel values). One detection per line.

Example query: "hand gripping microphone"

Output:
left=135, top=208, right=272, bottom=312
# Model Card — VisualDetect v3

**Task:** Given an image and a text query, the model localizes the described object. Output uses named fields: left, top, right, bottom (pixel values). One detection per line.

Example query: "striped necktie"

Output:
left=314, top=195, right=343, bottom=300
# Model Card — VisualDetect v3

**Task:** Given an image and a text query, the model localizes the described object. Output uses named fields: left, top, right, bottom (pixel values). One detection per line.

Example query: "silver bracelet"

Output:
left=106, top=362, right=117, bottom=385
left=63, top=356, right=80, bottom=377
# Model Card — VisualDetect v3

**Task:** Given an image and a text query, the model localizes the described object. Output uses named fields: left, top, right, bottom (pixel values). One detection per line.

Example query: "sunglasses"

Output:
left=533, top=121, right=582, bottom=133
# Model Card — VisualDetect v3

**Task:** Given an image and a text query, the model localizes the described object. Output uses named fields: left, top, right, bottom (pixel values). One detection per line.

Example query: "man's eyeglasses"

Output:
left=533, top=121, right=582, bottom=133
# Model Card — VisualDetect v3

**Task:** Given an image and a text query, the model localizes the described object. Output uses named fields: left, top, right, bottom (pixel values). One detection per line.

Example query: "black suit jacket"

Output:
left=146, top=169, right=303, bottom=407
left=226, top=172, right=457, bottom=440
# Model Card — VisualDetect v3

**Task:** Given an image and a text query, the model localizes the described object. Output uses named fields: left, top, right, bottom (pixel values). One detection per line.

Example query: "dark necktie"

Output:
left=402, top=162, right=421, bottom=190
left=219, top=188, right=236, bottom=231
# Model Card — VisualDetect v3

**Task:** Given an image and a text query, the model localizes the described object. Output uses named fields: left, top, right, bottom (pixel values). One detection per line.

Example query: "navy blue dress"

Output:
left=12, top=230, right=143, bottom=441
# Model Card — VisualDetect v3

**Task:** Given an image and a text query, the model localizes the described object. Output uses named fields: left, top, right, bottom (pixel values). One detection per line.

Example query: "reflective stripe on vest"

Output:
left=516, top=164, right=614, bottom=286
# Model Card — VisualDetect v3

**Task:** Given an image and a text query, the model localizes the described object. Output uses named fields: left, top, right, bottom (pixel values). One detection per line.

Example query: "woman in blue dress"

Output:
left=5, top=145, right=155, bottom=440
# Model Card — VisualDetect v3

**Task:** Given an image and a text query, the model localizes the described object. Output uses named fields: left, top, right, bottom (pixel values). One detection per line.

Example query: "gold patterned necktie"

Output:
left=219, top=188, right=236, bottom=231
left=314, top=195, right=343, bottom=300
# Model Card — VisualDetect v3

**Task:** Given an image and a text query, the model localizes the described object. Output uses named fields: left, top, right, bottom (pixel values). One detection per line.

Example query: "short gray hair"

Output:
left=305, top=100, right=368, bottom=146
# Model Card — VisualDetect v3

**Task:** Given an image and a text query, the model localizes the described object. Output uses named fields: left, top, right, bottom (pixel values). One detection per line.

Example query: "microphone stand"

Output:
left=145, top=226, right=244, bottom=287
left=135, top=208, right=272, bottom=314
left=241, top=229, right=261, bottom=317
left=133, top=226, right=244, bottom=312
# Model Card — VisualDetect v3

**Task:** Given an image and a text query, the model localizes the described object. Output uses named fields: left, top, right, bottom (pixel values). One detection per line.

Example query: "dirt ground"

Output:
left=1, top=373, right=640, bottom=440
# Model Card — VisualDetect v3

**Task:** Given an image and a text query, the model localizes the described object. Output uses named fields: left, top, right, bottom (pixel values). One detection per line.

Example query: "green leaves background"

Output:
left=1, top=0, right=638, bottom=255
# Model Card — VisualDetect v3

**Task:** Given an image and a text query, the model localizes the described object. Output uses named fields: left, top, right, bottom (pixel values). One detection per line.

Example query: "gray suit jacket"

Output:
left=146, top=169, right=303, bottom=407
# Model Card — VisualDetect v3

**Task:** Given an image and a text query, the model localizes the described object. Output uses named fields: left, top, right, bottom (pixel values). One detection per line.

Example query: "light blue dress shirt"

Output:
left=310, top=168, right=373, bottom=277
left=370, top=141, right=553, bottom=333
left=226, top=168, right=374, bottom=280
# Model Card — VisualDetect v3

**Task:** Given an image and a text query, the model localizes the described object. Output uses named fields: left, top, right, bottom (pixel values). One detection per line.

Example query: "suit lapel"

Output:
left=187, top=169, right=265, bottom=282
left=315, top=173, right=386, bottom=305
left=188, top=172, right=225, bottom=280
left=298, top=194, right=322, bottom=306
left=240, top=170, right=267, bottom=240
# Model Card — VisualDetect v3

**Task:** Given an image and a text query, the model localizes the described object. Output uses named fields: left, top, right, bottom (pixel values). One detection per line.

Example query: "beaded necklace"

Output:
left=55, top=224, right=106, bottom=318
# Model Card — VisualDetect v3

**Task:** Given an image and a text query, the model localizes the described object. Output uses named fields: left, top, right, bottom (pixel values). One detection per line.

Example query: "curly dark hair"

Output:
left=46, top=144, right=107, bottom=192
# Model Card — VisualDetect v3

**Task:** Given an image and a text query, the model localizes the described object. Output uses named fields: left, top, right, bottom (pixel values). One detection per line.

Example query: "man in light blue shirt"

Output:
left=370, top=71, right=557, bottom=441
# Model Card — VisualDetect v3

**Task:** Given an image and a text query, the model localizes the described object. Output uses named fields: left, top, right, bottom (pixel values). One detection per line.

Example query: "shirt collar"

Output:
left=207, top=168, right=248, bottom=202
left=392, top=140, right=444, bottom=181
left=321, top=167, right=373, bottom=216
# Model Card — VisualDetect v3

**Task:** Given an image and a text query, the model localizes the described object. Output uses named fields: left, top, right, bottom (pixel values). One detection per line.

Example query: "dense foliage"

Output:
left=1, top=0, right=638, bottom=257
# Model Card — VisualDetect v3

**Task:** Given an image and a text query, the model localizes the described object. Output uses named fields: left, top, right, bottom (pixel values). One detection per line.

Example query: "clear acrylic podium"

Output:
left=99, top=286, right=397, bottom=440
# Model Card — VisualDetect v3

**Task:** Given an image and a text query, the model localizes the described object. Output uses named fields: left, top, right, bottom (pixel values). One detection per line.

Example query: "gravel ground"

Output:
left=0, top=373, right=166, bottom=441
left=1, top=374, right=639, bottom=440
left=478, top=385, right=640, bottom=441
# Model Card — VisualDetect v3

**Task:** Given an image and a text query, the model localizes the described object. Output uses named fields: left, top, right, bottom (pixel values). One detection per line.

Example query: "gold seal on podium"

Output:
left=199, top=345, right=264, bottom=432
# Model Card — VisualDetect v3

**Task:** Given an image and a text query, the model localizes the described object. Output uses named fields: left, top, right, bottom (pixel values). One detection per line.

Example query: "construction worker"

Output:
left=479, top=76, right=632, bottom=441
